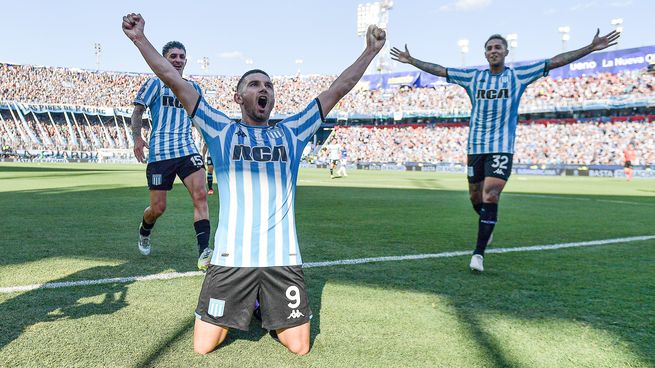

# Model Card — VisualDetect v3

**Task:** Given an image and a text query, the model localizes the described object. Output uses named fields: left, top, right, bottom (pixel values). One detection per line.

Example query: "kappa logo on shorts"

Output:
left=467, top=166, right=474, bottom=177
left=152, top=174, right=162, bottom=186
left=493, top=168, right=505, bottom=176
left=208, top=298, right=225, bottom=318
left=287, top=309, right=304, bottom=319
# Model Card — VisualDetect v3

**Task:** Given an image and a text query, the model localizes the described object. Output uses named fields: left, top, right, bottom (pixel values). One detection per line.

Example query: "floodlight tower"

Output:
left=558, top=26, right=570, bottom=52
left=506, top=33, right=518, bottom=63
left=198, top=56, right=210, bottom=72
left=611, top=18, right=623, bottom=49
left=357, top=0, right=393, bottom=73
left=610, top=18, right=624, bottom=33
left=295, top=59, right=303, bottom=75
left=457, top=39, right=469, bottom=66
left=94, top=43, right=102, bottom=70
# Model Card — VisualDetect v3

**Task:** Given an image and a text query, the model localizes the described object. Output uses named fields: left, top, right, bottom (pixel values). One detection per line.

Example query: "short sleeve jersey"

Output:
left=191, top=96, right=324, bottom=267
left=134, top=77, right=203, bottom=162
left=447, top=61, right=549, bottom=154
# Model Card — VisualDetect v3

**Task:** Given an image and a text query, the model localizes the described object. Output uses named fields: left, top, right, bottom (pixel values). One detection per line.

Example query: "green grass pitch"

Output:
left=0, top=163, right=653, bottom=367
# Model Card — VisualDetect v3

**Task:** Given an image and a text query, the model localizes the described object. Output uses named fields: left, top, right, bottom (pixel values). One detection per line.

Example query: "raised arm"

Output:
left=547, top=29, right=620, bottom=71
left=390, top=44, right=447, bottom=77
left=122, top=13, right=199, bottom=115
left=317, top=25, right=386, bottom=116
left=131, top=104, right=148, bottom=163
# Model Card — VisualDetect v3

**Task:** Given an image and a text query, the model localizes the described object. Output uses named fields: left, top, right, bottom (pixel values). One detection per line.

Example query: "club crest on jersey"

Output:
left=232, top=144, right=288, bottom=162
left=267, top=127, right=284, bottom=139
left=476, top=88, right=509, bottom=99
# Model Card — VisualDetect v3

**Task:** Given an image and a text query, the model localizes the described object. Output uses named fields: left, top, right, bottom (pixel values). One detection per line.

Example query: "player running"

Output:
left=624, top=143, right=636, bottom=181
left=131, top=40, right=213, bottom=270
left=123, top=12, right=386, bottom=355
left=337, top=146, right=348, bottom=177
left=325, top=138, right=341, bottom=178
left=391, top=29, right=620, bottom=272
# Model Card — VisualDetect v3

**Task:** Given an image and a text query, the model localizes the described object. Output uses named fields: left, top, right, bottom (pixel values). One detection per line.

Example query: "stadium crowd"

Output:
left=316, top=120, right=655, bottom=166
left=0, top=110, right=136, bottom=151
left=1, top=62, right=653, bottom=165
left=1, top=62, right=653, bottom=115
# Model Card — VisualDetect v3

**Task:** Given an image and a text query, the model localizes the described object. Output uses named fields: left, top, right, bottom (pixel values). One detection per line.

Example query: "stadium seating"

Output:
left=1, top=62, right=653, bottom=165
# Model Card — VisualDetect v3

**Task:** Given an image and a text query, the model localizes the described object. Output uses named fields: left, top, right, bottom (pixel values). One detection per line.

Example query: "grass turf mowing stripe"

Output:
left=509, top=193, right=655, bottom=206
left=1, top=234, right=653, bottom=294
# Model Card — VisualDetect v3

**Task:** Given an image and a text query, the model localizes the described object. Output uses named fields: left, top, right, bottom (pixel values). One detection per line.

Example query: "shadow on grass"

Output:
left=1, top=180, right=653, bottom=365
left=0, top=265, right=131, bottom=350
left=301, top=243, right=654, bottom=366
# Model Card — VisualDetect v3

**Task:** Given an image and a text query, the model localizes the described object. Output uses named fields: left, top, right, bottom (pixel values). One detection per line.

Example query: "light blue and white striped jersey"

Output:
left=447, top=61, right=549, bottom=154
left=134, top=77, right=203, bottom=162
left=191, top=96, right=324, bottom=268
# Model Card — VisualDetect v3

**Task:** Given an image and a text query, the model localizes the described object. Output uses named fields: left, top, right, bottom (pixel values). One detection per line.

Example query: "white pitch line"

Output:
left=1, top=235, right=653, bottom=294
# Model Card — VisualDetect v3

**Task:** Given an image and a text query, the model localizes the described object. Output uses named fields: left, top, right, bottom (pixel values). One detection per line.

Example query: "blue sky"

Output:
left=0, top=0, right=649, bottom=76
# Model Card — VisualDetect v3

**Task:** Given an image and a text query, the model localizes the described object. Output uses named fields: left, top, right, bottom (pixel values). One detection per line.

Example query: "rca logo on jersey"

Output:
left=232, top=144, right=288, bottom=162
left=161, top=95, right=184, bottom=108
left=476, top=88, right=509, bottom=99
left=287, top=309, right=304, bottom=319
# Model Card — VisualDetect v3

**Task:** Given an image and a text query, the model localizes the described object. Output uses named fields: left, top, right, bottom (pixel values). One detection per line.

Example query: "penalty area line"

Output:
left=1, top=235, right=653, bottom=294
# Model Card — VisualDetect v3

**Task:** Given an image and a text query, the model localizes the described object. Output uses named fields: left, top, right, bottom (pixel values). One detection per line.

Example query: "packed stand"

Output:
left=317, top=120, right=654, bottom=166
left=1, top=63, right=653, bottom=115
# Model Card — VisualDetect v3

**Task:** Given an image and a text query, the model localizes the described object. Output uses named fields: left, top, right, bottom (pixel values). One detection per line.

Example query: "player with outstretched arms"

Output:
left=392, top=29, right=620, bottom=272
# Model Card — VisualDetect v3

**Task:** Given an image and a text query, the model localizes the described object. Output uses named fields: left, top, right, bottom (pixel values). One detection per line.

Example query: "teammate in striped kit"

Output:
left=123, top=13, right=386, bottom=355
left=131, top=40, right=213, bottom=270
left=391, top=29, right=620, bottom=272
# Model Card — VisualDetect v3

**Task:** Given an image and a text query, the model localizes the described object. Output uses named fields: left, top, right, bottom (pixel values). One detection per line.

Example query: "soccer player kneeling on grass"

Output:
left=123, top=12, right=386, bottom=355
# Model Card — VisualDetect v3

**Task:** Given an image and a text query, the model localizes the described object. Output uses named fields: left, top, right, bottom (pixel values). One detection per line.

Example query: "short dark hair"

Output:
left=484, top=34, right=508, bottom=49
left=162, top=41, right=186, bottom=57
left=236, top=69, right=271, bottom=92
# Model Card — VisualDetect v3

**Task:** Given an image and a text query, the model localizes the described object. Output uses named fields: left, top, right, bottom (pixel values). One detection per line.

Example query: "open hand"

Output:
left=590, top=28, right=621, bottom=51
left=390, top=44, right=412, bottom=64
left=133, top=135, right=149, bottom=163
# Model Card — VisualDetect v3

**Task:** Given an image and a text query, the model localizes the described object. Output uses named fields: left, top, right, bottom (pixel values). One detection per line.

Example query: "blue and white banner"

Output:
left=361, top=45, right=655, bottom=89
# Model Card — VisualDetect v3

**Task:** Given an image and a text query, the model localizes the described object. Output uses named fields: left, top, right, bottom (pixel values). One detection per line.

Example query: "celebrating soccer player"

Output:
left=391, top=29, right=620, bottom=272
left=123, top=13, right=386, bottom=355
left=131, top=40, right=213, bottom=271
